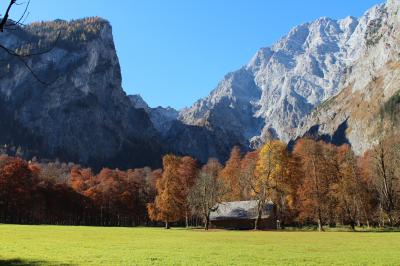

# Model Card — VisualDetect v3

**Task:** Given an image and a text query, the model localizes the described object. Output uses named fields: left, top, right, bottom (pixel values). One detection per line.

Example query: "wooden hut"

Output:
left=210, top=200, right=276, bottom=230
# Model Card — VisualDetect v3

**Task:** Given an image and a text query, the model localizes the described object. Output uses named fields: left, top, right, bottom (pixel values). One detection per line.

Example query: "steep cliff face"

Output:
left=297, top=0, right=400, bottom=154
left=0, top=18, right=163, bottom=169
left=179, top=3, right=387, bottom=148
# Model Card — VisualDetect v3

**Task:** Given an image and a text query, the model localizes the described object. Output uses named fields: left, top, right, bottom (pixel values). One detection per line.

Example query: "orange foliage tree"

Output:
left=220, top=146, right=243, bottom=201
left=177, top=156, right=198, bottom=227
left=148, top=155, right=198, bottom=229
left=239, top=150, right=259, bottom=200
left=294, top=139, right=336, bottom=231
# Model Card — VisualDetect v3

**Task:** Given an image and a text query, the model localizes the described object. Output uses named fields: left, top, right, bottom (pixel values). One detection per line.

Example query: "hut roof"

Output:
left=210, top=200, right=274, bottom=221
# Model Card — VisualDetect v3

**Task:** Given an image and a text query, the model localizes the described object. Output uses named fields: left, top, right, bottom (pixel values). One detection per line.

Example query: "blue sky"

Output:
left=4, top=0, right=383, bottom=109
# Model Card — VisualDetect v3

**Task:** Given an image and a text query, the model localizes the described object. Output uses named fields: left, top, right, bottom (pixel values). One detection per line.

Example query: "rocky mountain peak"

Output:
left=177, top=1, right=397, bottom=158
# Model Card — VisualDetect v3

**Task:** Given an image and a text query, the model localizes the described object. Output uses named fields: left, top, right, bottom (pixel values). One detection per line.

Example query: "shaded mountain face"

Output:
left=179, top=3, right=387, bottom=149
left=129, top=95, right=179, bottom=135
left=129, top=95, right=241, bottom=162
left=297, top=0, right=400, bottom=154
left=0, top=18, right=163, bottom=169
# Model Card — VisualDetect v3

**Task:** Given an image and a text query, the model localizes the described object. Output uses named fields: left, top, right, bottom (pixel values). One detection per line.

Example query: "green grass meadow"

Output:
left=1, top=225, right=400, bottom=265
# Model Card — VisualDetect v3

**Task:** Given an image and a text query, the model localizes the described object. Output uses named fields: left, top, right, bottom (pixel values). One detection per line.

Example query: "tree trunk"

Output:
left=350, top=220, right=356, bottom=231
left=165, top=221, right=170, bottom=229
left=254, top=210, right=262, bottom=230
left=100, top=207, right=103, bottom=226
left=317, top=218, right=324, bottom=232
left=204, top=214, right=210, bottom=230
left=276, top=219, right=281, bottom=230
left=185, top=211, right=189, bottom=228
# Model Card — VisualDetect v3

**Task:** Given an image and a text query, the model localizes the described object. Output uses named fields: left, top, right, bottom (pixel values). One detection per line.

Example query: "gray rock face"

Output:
left=179, top=2, right=387, bottom=149
left=128, top=94, right=237, bottom=162
left=0, top=18, right=163, bottom=169
left=129, top=94, right=150, bottom=111
left=296, top=0, right=400, bottom=154
left=148, top=107, right=179, bottom=135
left=129, top=94, right=179, bottom=135
left=163, top=120, right=244, bottom=163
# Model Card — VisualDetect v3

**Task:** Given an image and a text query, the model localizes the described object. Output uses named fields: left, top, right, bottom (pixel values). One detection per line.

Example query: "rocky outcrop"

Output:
left=297, top=0, right=400, bottom=154
left=0, top=18, right=163, bottom=169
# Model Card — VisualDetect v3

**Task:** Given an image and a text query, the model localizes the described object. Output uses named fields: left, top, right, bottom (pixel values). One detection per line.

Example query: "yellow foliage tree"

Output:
left=251, top=140, right=287, bottom=229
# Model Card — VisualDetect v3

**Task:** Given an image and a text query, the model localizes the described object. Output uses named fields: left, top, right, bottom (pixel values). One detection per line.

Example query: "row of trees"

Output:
left=0, top=155, right=160, bottom=226
left=0, top=134, right=399, bottom=230
left=147, top=135, right=400, bottom=231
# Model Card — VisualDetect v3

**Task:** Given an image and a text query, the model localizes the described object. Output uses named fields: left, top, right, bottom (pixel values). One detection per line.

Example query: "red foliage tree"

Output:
left=0, top=157, right=37, bottom=223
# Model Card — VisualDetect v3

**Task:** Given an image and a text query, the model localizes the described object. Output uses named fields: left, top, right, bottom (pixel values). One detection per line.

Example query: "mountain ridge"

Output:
left=1, top=1, right=398, bottom=168
left=178, top=3, right=387, bottom=149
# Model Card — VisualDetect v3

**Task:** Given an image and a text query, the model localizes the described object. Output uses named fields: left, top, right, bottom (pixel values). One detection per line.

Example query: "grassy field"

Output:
left=1, top=225, right=400, bottom=265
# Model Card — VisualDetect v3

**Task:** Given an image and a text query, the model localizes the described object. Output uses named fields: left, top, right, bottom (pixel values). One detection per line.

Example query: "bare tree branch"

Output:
left=0, top=43, right=50, bottom=85
left=5, top=0, right=30, bottom=29
left=0, top=0, right=61, bottom=85
left=0, top=0, right=17, bottom=32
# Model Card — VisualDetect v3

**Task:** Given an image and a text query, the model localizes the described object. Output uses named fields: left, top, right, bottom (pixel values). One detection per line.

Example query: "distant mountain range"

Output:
left=0, top=0, right=399, bottom=169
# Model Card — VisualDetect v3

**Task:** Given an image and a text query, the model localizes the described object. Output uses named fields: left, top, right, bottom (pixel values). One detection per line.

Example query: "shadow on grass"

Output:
left=0, top=258, right=73, bottom=266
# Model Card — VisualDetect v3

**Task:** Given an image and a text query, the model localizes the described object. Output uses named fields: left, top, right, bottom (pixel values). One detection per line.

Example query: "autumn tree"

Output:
left=70, top=166, right=93, bottom=193
left=281, top=151, right=303, bottom=225
left=220, top=146, right=243, bottom=201
left=148, top=155, right=197, bottom=229
left=239, top=151, right=259, bottom=200
left=188, top=158, right=226, bottom=230
left=249, top=140, right=287, bottom=230
left=89, top=168, right=118, bottom=225
left=177, top=156, right=198, bottom=227
left=331, top=145, right=367, bottom=230
left=294, top=139, right=336, bottom=231
left=0, top=157, right=37, bottom=223
left=367, top=135, right=400, bottom=226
